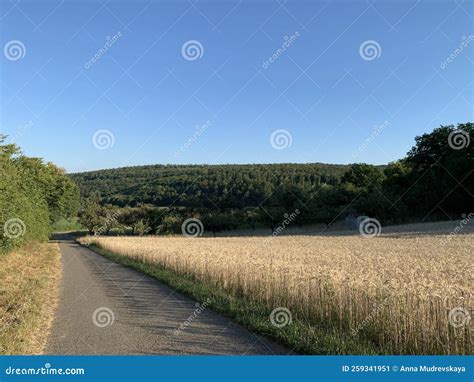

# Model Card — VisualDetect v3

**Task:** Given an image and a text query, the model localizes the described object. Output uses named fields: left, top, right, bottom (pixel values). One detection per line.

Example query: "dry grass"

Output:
left=0, top=242, right=61, bottom=354
left=81, top=221, right=473, bottom=354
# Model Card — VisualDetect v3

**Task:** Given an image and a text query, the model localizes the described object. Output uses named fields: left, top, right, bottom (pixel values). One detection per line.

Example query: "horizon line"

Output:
left=69, top=160, right=390, bottom=175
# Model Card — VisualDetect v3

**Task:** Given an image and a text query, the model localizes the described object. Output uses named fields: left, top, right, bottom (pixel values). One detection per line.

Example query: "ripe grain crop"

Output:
left=81, top=223, right=472, bottom=354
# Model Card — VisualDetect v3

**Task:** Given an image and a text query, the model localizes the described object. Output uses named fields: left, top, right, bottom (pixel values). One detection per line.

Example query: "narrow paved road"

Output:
left=46, top=235, right=289, bottom=355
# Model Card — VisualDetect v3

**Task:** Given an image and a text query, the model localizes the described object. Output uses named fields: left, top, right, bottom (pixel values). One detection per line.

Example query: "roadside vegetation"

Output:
left=84, top=241, right=376, bottom=354
left=71, top=122, right=473, bottom=354
left=81, top=221, right=472, bottom=355
left=1, top=122, right=471, bottom=355
left=0, top=242, right=61, bottom=354
left=74, top=123, right=473, bottom=236
left=0, top=136, right=79, bottom=354
left=51, top=217, right=85, bottom=233
left=0, top=135, right=80, bottom=253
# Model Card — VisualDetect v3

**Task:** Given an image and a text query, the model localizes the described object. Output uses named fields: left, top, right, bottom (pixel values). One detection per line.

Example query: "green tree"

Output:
left=341, top=163, right=384, bottom=191
left=78, top=194, right=105, bottom=235
left=401, top=123, right=473, bottom=216
left=0, top=136, right=80, bottom=252
left=133, top=219, right=151, bottom=236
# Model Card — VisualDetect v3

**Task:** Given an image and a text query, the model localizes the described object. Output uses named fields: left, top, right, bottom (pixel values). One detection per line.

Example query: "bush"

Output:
left=0, top=136, right=80, bottom=252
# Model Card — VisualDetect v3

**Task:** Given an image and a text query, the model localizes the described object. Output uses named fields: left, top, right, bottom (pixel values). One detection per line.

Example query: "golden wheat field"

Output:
left=81, top=222, right=473, bottom=355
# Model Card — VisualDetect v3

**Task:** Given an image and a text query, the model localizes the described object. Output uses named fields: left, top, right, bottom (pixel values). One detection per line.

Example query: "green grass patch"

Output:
left=87, top=243, right=379, bottom=355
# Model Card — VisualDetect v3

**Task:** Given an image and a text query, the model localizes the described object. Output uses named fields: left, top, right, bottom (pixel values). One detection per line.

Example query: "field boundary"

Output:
left=83, top=242, right=379, bottom=355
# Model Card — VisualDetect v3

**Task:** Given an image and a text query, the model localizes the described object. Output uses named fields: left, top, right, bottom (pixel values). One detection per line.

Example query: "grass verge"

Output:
left=0, top=242, right=61, bottom=354
left=86, top=243, right=379, bottom=355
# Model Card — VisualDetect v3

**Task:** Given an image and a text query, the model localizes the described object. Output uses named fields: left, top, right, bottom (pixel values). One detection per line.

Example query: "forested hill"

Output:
left=72, top=124, right=472, bottom=233
left=71, top=163, right=352, bottom=208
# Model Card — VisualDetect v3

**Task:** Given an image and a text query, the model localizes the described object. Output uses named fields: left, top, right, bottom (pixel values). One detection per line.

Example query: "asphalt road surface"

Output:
left=46, top=234, right=289, bottom=355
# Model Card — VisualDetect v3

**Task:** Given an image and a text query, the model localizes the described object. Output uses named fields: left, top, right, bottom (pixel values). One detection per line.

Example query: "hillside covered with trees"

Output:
left=71, top=163, right=351, bottom=208
left=0, top=135, right=80, bottom=252
left=73, top=123, right=472, bottom=235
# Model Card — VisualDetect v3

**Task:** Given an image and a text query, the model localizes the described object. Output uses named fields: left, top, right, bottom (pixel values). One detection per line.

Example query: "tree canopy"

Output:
left=72, top=123, right=472, bottom=235
left=0, top=136, right=80, bottom=252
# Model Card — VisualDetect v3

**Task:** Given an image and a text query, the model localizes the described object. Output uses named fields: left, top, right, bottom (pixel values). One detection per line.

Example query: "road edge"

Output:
left=80, top=241, right=378, bottom=355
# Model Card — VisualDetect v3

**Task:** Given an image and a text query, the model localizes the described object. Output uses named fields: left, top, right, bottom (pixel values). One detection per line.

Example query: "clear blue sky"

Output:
left=1, top=0, right=472, bottom=173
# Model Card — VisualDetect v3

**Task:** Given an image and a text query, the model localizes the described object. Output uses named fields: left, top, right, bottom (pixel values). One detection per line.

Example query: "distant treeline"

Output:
left=71, top=163, right=350, bottom=208
left=73, top=123, right=473, bottom=235
left=0, top=135, right=80, bottom=252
